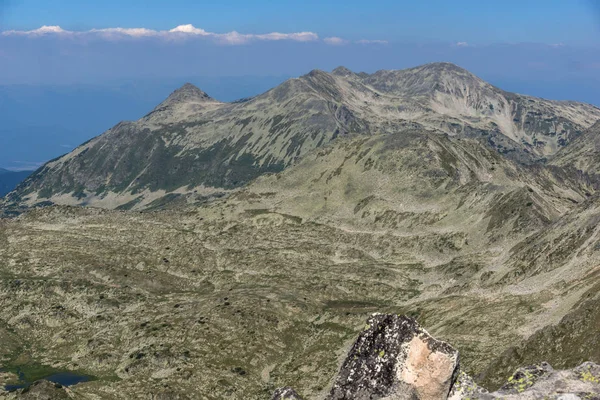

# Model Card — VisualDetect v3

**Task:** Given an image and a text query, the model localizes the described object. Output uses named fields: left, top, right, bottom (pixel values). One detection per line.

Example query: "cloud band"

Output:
left=1, top=24, right=320, bottom=45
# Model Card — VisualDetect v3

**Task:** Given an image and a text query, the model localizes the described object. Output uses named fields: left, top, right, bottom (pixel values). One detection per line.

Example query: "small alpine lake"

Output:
left=1, top=364, right=94, bottom=392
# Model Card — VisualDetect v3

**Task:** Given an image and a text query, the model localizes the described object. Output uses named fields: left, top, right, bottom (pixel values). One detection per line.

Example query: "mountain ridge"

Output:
left=3, top=63, right=600, bottom=213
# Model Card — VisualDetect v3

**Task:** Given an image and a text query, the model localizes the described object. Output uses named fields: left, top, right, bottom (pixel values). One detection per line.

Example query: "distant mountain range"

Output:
left=4, top=62, right=600, bottom=212
left=0, top=168, right=31, bottom=198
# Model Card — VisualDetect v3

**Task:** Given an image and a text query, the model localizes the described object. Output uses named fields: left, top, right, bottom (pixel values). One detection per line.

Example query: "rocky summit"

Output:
left=1, top=64, right=600, bottom=399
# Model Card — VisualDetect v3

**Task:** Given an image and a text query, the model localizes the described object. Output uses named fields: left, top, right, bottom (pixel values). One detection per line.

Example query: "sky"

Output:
left=1, top=0, right=600, bottom=85
left=1, top=1, right=600, bottom=170
left=1, top=0, right=600, bottom=45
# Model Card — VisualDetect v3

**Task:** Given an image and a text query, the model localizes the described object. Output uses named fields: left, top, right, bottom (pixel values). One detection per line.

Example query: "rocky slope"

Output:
left=4, top=63, right=599, bottom=212
left=550, top=121, right=600, bottom=177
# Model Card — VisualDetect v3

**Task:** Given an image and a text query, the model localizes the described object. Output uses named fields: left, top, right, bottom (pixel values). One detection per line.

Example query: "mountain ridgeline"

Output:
left=4, top=62, right=600, bottom=212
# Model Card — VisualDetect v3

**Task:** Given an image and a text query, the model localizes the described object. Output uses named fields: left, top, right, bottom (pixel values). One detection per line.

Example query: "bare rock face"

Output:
left=327, top=314, right=459, bottom=400
left=271, top=387, right=304, bottom=400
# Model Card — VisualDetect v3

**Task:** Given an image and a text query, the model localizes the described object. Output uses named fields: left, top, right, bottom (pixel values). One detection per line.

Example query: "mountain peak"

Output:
left=332, top=66, right=355, bottom=77
left=414, top=62, right=482, bottom=83
left=299, top=69, right=344, bottom=101
left=362, top=62, right=485, bottom=98
left=303, top=69, right=330, bottom=78
left=166, top=83, right=213, bottom=103
left=420, top=62, right=468, bottom=73
left=150, top=83, right=217, bottom=113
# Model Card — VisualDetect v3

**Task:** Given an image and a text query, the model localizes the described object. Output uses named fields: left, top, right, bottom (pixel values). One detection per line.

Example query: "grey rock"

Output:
left=327, top=314, right=459, bottom=400
left=497, top=362, right=554, bottom=394
left=448, top=371, right=489, bottom=399
left=452, top=362, right=600, bottom=399
left=271, top=387, right=304, bottom=400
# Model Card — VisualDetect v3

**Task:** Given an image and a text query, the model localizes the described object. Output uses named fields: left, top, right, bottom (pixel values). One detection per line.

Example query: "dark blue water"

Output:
left=4, top=371, right=91, bottom=392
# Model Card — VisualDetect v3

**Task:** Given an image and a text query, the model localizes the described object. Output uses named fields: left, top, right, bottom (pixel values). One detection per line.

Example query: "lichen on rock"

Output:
left=498, top=362, right=554, bottom=394
left=327, top=313, right=459, bottom=400
left=271, top=386, right=304, bottom=400
left=448, top=370, right=489, bottom=400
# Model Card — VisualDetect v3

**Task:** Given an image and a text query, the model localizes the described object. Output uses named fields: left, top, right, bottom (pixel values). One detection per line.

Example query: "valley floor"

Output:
left=1, top=202, right=599, bottom=398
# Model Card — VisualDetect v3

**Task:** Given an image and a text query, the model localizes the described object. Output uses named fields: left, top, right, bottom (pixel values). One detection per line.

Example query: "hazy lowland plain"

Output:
left=2, top=63, right=600, bottom=398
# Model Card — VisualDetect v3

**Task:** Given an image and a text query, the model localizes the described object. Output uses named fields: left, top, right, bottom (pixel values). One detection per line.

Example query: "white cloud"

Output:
left=255, top=32, right=319, bottom=42
left=1, top=24, right=321, bottom=45
left=455, top=41, right=470, bottom=47
left=169, top=24, right=210, bottom=35
left=89, top=27, right=159, bottom=38
left=324, top=36, right=348, bottom=45
left=2, top=25, right=71, bottom=36
left=356, top=39, right=388, bottom=45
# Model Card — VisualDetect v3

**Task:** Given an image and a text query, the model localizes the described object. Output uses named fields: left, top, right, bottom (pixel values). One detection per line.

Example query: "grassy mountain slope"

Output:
left=2, top=130, right=600, bottom=397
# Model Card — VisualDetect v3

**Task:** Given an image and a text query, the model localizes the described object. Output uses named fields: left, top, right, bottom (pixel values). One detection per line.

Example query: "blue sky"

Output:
left=0, top=1, right=599, bottom=90
left=1, top=0, right=600, bottom=45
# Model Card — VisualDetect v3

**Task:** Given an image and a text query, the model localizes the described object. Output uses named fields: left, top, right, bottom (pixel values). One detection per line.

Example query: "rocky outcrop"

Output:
left=274, top=314, right=600, bottom=400
left=327, top=314, right=459, bottom=400
left=273, top=314, right=459, bottom=400
left=271, top=387, right=304, bottom=400
left=451, top=361, right=600, bottom=399
left=3, top=380, right=71, bottom=399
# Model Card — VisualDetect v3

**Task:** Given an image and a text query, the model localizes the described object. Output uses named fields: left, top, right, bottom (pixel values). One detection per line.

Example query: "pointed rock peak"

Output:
left=300, top=68, right=337, bottom=86
left=304, top=68, right=330, bottom=79
left=149, top=83, right=219, bottom=114
left=166, top=83, right=213, bottom=104
left=332, top=66, right=355, bottom=77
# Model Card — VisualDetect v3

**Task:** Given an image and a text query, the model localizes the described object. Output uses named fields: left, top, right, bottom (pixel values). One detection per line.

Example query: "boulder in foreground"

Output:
left=327, top=314, right=459, bottom=400
left=274, top=314, right=600, bottom=399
